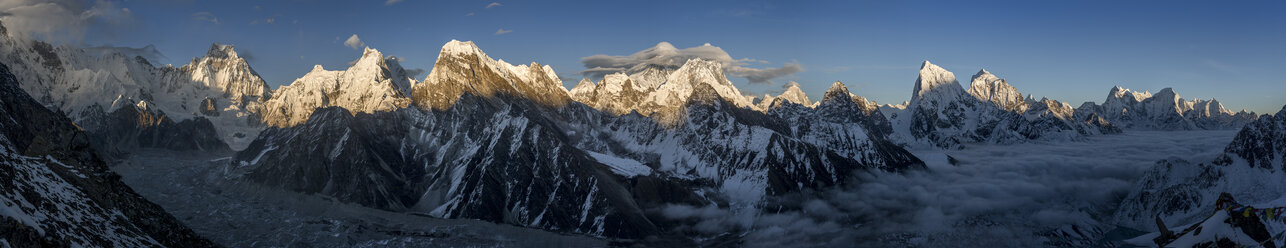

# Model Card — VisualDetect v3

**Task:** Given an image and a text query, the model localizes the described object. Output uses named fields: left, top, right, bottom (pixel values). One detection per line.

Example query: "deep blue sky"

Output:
left=89, top=0, right=1286, bottom=114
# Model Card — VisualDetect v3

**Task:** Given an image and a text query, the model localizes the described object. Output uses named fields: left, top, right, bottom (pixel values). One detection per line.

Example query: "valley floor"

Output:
left=113, top=149, right=606, bottom=248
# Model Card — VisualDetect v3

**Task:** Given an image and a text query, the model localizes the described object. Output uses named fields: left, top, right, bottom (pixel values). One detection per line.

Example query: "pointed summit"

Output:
left=180, top=42, right=272, bottom=110
left=911, top=60, right=967, bottom=107
left=205, top=43, right=239, bottom=58
left=967, top=68, right=1026, bottom=112
left=777, top=82, right=812, bottom=106
left=823, top=81, right=853, bottom=103
left=967, top=68, right=998, bottom=94
left=351, top=47, right=386, bottom=68
left=568, top=78, right=596, bottom=102
left=414, top=40, right=570, bottom=110
left=259, top=46, right=416, bottom=127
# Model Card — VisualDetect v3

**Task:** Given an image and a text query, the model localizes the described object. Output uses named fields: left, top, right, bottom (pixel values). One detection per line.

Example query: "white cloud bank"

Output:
left=580, top=42, right=802, bottom=84
left=658, top=130, right=1239, bottom=247
left=344, top=34, right=364, bottom=50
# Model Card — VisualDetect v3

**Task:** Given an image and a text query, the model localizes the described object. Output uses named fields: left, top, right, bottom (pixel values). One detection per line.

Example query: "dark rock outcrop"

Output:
left=0, top=62, right=217, bottom=247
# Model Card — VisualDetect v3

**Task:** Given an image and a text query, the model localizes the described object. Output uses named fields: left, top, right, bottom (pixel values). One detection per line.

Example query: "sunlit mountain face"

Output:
left=1, top=1, right=1283, bottom=247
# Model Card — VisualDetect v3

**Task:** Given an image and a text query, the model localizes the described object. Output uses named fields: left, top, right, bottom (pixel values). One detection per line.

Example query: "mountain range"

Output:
left=0, top=18, right=1274, bottom=245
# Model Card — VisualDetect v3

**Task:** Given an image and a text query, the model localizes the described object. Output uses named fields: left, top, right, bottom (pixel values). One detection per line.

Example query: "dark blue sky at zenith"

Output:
left=72, top=0, right=1286, bottom=114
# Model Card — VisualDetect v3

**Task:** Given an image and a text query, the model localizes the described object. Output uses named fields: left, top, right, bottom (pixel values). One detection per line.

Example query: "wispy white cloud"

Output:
left=486, top=2, right=502, bottom=8
left=384, top=0, right=402, bottom=6
left=0, top=0, right=135, bottom=42
left=494, top=29, right=512, bottom=35
left=344, top=34, right=365, bottom=49
left=83, top=44, right=170, bottom=64
left=465, top=12, right=475, bottom=16
left=192, top=11, right=219, bottom=24
left=1204, top=59, right=1251, bottom=74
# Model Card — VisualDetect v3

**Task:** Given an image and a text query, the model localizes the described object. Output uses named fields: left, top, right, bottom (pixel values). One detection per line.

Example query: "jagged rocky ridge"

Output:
left=258, top=47, right=416, bottom=127
left=1077, top=86, right=1258, bottom=130
left=883, top=61, right=1119, bottom=148
left=229, top=40, right=925, bottom=239
left=0, top=62, right=216, bottom=247
left=567, top=55, right=756, bottom=125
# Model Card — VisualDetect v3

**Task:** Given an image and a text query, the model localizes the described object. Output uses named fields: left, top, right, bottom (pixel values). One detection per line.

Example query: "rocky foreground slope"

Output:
left=0, top=62, right=216, bottom=247
left=1115, top=105, right=1286, bottom=242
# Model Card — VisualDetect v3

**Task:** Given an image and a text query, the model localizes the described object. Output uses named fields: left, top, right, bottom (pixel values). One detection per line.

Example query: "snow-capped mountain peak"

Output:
left=413, top=40, right=570, bottom=110
left=258, top=46, right=415, bottom=127
left=777, top=82, right=812, bottom=106
left=910, top=60, right=969, bottom=108
left=568, top=78, right=596, bottom=102
left=967, top=68, right=1026, bottom=112
left=350, top=47, right=386, bottom=69
left=1108, top=86, right=1153, bottom=102
left=822, top=81, right=854, bottom=104
left=1085, top=86, right=1256, bottom=130
left=640, top=58, right=754, bottom=111
left=204, top=43, right=240, bottom=59
left=439, top=39, right=487, bottom=57
left=181, top=43, right=273, bottom=107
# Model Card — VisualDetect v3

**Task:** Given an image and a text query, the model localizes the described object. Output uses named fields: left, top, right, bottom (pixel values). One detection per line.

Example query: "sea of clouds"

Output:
left=659, top=130, right=1240, bottom=247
